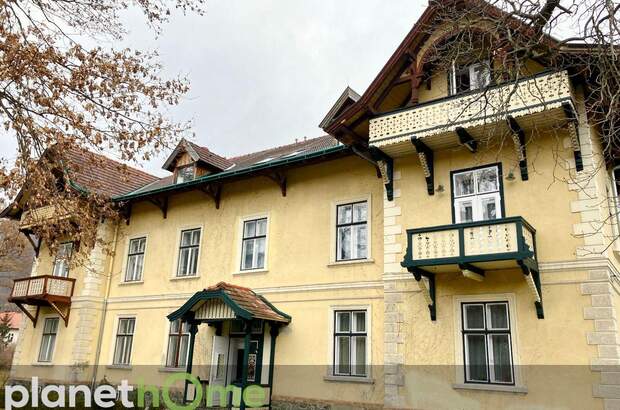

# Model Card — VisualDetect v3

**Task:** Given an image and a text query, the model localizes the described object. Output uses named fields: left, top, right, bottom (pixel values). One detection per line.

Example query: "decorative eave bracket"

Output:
left=562, top=102, right=584, bottom=172
left=408, top=267, right=436, bottom=321
left=264, top=172, right=287, bottom=197
left=507, top=116, right=529, bottom=181
left=200, top=184, right=223, bottom=209
left=370, top=147, right=394, bottom=201
left=14, top=303, right=40, bottom=327
left=148, top=197, right=169, bottom=219
left=518, top=259, right=544, bottom=319
left=411, top=137, right=434, bottom=195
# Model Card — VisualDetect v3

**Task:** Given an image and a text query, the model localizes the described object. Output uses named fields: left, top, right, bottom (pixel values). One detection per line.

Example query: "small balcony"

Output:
left=401, top=217, right=543, bottom=320
left=19, top=205, right=74, bottom=231
left=9, top=275, right=75, bottom=326
left=368, top=70, right=576, bottom=157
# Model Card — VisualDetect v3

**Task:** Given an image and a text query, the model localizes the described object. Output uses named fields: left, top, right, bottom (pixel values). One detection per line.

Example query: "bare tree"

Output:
left=0, top=0, right=205, bottom=261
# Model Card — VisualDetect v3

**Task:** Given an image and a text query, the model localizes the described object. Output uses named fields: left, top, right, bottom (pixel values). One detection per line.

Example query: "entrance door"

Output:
left=209, top=335, right=229, bottom=406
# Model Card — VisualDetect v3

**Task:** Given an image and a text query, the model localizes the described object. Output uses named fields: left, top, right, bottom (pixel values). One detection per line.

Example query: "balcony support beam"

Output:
left=518, top=260, right=544, bottom=319
left=14, top=303, right=40, bottom=327
left=562, top=102, right=583, bottom=172
left=148, top=196, right=168, bottom=219
left=459, top=263, right=485, bottom=282
left=49, top=301, right=71, bottom=327
left=408, top=267, right=436, bottom=321
left=23, top=233, right=42, bottom=257
left=456, top=128, right=478, bottom=153
left=411, top=137, right=434, bottom=195
left=507, top=116, right=529, bottom=181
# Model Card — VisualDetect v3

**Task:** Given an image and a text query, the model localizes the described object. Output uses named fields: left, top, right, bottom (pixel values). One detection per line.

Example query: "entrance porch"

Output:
left=167, top=282, right=291, bottom=409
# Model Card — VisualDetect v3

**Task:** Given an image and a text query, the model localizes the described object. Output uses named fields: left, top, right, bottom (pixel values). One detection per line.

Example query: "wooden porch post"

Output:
left=240, top=320, right=252, bottom=410
left=268, top=323, right=280, bottom=410
left=183, top=321, right=198, bottom=403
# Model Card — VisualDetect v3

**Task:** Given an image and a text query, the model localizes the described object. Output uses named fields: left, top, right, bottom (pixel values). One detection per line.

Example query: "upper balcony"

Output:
left=9, top=275, right=75, bottom=326
left=368, top=70, right=578, bottom=158
left=401, top=217, right=543, bottom=320
left=19, top=204, right=74, bottom=231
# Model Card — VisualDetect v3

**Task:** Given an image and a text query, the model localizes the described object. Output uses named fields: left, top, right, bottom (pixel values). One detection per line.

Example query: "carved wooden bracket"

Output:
left=264, top=172, right=287, bottom=197
left=507, top=116, right=528, bottom=181
left=200, top=184, right=222, bottom=209
left=562, top=102, right=583, bottom=172
left=148, top=197, right=169, bottom=219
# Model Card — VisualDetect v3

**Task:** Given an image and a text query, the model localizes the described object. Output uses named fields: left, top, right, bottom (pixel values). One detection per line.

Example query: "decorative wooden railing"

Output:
left=9, top=275, right=75, bottom=326
left=369, top=70, right=573, bottom=146
left=19, top=205, right=74, bottom=230
left=402, top=217, right=536, bottom=268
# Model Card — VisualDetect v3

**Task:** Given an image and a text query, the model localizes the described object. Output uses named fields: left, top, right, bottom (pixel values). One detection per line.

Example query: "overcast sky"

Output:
left=117, top=0, right=426, bottom=175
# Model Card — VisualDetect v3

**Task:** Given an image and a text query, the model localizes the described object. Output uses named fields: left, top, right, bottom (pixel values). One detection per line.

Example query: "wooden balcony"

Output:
left=19, top=205, right=73, bottom=231
left=401, top=217, right=543, bottom=320
left=368, top=70, right=577, bottom=157
left=9, top=275, right=75, bottom=326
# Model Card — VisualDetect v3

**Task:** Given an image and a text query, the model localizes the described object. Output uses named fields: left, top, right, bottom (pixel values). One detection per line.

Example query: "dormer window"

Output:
left=175, top=164, right=195, bottom=184
left=450, top=61, right=491, bottom=95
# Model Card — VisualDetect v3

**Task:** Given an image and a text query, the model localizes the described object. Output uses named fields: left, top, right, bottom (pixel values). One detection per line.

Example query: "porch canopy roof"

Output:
left=167, top=282, right=291, bottom=324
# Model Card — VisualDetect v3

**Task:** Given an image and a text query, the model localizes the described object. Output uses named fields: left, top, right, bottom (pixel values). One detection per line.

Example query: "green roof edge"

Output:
left=113, top=144, right=350, bottom=202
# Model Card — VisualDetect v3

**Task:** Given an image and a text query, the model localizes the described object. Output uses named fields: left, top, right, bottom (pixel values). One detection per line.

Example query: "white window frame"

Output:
left=449, top=60, right=491, bottom=95
left=609, top=168, right=620, bottom=253
left=52, top=242, right=73, bottom=278
left=122, top=235, right=147, bottom=283
left=111, top=316, right=136, bottom=367
left=240, top=217, right=269, bottom=271
left=37, top=316, right=60, bottom=364
left=453, top=294, right=524, bottom=390
left=327, top=304, right=372, bottom=380
left=234, top=214, right=270, bottom=274
left=330, top=196, right=372, bottom=264
left=452, top=165, right=502, bottom=223
left=172, top=225, right=203, bottom=279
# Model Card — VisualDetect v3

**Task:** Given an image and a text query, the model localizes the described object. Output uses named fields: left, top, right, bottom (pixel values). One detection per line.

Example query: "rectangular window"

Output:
left=113, top=318, right=135, bottom=366
left=125, top=237, right=146, bottom=282
left=241, top=218, right=267, bottom=271
left=38, top=318, right=59, bottom=362
left=165, top=319, right=190, bottom=368
left=175, top=164, right=195, bottom=184
left=450, top=61, right=491, bottom=95
left=336, top=202, right=368, bottom=261
left=177, top=229, right=201, bottom=277
left=453, top=165, right=502, bottom=223
left=52, top=242, right=73, bottom=277
left=462, top=302, right=514, bottom=385
left=333, top=310, right=367, bottom=377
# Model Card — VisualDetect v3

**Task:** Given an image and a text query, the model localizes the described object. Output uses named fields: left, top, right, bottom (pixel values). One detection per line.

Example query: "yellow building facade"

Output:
left=6, top=3, right=620, bottom=409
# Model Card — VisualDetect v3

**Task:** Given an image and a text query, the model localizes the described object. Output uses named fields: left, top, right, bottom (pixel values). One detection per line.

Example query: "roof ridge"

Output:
left=228, top=135, right=333, bottom=161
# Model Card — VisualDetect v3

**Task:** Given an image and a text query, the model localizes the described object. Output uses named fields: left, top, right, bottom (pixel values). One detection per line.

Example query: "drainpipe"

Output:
left=90, top=221, right=120, bottom=389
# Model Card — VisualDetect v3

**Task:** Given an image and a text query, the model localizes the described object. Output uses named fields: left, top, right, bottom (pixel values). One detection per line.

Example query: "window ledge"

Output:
left=158, top=367, right=186, bottom=373
left=119, top=280, right=144, bottom=286
left=106, top=365, right=132, bottom=370
left=32, top=362, right=54, bottom=367
left=323, top=375, right=374, bottom=384
left=170, top=275, right=201, bottom=281
left=452, top=383, right=527, bottom=394
left=328, top=259, right=375, bottom=267
left=233, top=268, right=269, bottom=276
